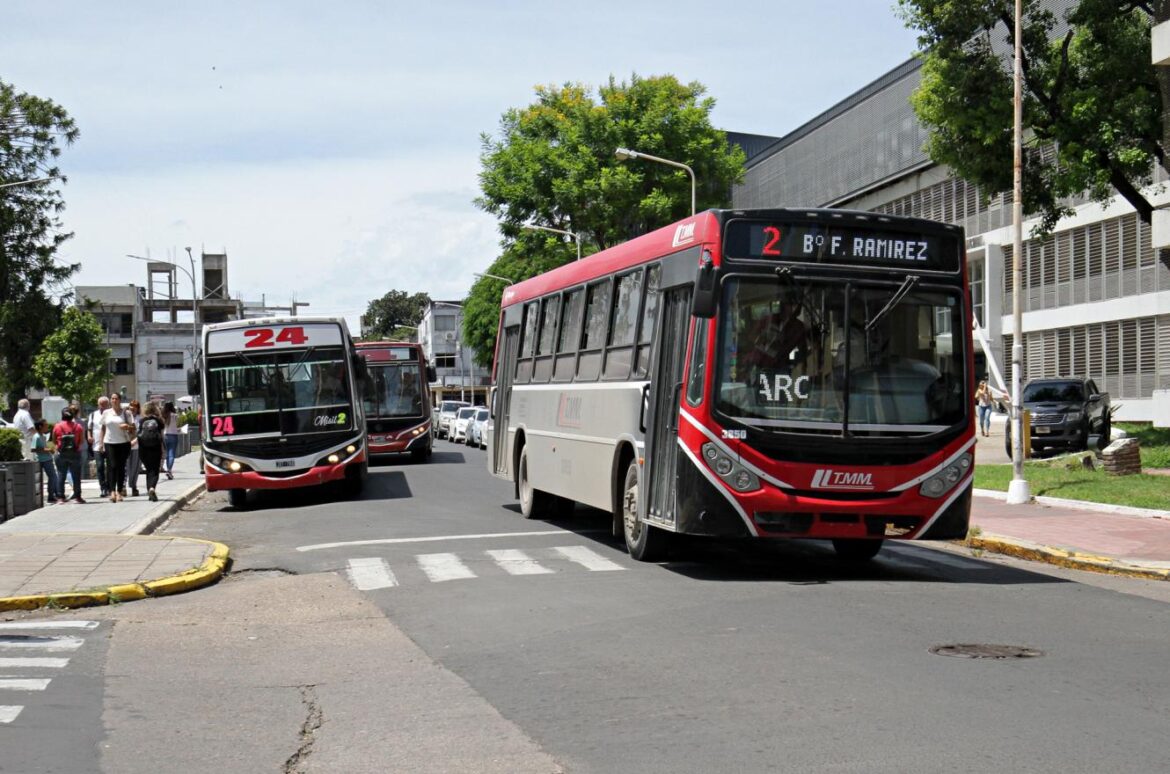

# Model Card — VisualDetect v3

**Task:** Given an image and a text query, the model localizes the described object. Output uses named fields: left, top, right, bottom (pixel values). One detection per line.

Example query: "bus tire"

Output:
left=831, top=538, right=883, bottom=561
left=228, top=489, right=248, bottom=510
left=518, top=444, right=555, bottom=519
left=345, top=461, right=367, bottom=497
left=621, top=461, right=668, bottom=562
left=412, top=447, right=428, bottom=463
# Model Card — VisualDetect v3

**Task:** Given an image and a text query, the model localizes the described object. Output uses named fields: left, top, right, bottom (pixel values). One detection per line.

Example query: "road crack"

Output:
left=283, top=684, right=323, bottom=773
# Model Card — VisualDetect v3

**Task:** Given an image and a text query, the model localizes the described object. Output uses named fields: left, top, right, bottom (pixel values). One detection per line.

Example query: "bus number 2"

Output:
left=211, top=416, right=236, bottom=436
left=762, top=226, right=782, bottom=256
left=244, top=327, right=307, bottom=348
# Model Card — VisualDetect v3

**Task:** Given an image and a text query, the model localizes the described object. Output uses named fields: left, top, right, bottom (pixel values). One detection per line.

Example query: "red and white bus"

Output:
left=355, top=341, right=434, bottom=461
left=196, top=317, right=368, bottom=508
left=487, top=209, right=973, bottom=561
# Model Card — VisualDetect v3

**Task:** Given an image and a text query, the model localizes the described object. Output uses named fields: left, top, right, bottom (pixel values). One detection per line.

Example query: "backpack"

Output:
left=138, top=416, right=163, bottom=447
left=58, top=424, right=78, bottom=454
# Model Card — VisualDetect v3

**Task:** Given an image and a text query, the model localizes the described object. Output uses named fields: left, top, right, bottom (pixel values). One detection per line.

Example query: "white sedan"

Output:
left=451, top=407, right=478, bottom=443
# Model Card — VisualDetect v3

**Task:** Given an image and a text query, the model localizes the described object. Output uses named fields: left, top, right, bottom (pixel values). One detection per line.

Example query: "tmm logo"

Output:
left=810, top=469, right=874, bottom=490
left=672, top=222, right=696, bottom=247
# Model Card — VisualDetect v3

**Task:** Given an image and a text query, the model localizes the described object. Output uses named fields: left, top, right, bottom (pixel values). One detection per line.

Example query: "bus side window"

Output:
left=515, top=301, right=539, bottom=384
left=554, top=288, right=584, bottom=382
left=633, top=264, right=661, bottom=379
left=577, top=280, right=611, bottom=381
left=686, top=318, right=709, bottom=406
left=533, top=295, right=559, bottom=383
left=604, top=270, right=641, bottom=379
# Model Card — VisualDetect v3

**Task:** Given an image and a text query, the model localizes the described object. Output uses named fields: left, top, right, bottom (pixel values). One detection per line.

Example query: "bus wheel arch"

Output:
left=517, top=441, right=555, bottom=519
left=621, top=458, right=669, bottom=562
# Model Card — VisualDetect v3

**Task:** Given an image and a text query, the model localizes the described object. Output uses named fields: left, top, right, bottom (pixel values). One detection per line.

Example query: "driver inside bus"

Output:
left=740, top=299, right=809, bottom=374
left=395, top=372, right=423, bottom=415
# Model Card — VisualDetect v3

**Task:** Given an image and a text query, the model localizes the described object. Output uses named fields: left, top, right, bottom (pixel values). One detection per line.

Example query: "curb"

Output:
left=121, top=479, right=208, bottom=536
left=969, top=533, right=1170, bottom=582
left=973, top=488, right=1170, bottom=520
left=0, top=539, right=231, bottom=612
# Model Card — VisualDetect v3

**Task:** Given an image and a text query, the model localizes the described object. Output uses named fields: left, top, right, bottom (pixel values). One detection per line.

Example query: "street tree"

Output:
left=468, top=73, right=745, bottom=363
left=0, top=79, right=79, bottom=405
left=361, top=289, right=431, bottom=340
left=32, top=306, right=109, bottom=404
left=898, top=0, right=1168, bottom=235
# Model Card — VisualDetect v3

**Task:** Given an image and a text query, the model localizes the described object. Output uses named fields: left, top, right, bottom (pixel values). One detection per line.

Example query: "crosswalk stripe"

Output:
left=552, top=545, right=626, bottom=572
left=0, top=621, right=98, bottom=630
left=0, top=658, right=70, bottom=669
left=486, top=549, right=554, bottom=576
left=346, top=558, right=398, bottom=590
left=0, top=706, right=23, bottom=724
left=0, top=636, right=85, bottom=652
left=417, top=553, right=476, bottom=582
left=0, top=678, right=50, bottom=691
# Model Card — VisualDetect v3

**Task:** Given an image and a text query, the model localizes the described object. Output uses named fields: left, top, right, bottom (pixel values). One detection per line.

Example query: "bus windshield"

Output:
left=715, top=278, right=966, bottom=435
left=363, top=362, right=424, bottom=418
left=206, top=346, right=353, bottom=437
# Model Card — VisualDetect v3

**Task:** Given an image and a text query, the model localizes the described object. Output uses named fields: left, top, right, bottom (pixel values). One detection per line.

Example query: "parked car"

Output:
left=467, top=408, right=489, bottom=449
left=1006, top=377, right=1112, bottom=455
left=435, top=400, right=469, bottom=439
left=451, top=407, right=477, bottom=443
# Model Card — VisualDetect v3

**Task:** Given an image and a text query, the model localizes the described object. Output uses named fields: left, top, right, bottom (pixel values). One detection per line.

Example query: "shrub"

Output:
left=0, top=428, right=23, bottom=462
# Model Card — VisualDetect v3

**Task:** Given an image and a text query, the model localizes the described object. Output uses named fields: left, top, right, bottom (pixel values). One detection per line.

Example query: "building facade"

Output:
left=732, top=52, right=1170, bottom=422
left=417, top=300, right=488, bottom=406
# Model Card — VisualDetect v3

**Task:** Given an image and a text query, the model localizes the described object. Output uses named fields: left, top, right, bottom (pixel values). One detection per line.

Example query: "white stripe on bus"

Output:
left=679, top=409, right=793, bottom=490
left=914, top=476, right=973, bottom=537
left=675, top=440, right=760, bottom=538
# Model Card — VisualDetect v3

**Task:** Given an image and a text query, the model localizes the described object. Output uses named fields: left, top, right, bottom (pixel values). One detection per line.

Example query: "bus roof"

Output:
left=202, top=316, right=353, bottom=337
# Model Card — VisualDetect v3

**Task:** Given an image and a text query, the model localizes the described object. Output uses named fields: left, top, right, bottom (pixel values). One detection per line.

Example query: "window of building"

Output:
left=157, top=351, right=185, bottom=370
left=110, top=357, right=134, bottom=375
left=969, top=259, right=985, bottom=327
left=434, top=355, right=456, bottom=369
left=434, top=315, right=457, bottom=333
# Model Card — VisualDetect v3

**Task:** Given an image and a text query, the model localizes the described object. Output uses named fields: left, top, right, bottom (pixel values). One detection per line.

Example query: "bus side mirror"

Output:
left=426, top=365, right=437, bottom=383
left=186, top=369, right=201, bottom=396
left=692, top=252, right=717, bottom=318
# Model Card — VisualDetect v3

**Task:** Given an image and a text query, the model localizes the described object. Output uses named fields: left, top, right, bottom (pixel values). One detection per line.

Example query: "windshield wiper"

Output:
left=774, top=267, right=825, bottom=332
left=865, top=274, right=919, bottom=332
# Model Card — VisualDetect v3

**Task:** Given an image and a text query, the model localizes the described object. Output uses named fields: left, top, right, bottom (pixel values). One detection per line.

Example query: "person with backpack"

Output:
left=53, top=408, right=86, bottom=503
left=137, top=401, right=165, bottom=502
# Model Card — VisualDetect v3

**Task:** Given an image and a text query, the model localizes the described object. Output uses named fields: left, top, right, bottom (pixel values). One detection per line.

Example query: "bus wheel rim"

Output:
left=623, top=475, right=640, bottom=542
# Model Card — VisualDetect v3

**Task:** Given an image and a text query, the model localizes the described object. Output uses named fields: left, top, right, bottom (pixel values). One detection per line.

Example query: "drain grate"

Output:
left=930, top=644, right=1043, bottom=659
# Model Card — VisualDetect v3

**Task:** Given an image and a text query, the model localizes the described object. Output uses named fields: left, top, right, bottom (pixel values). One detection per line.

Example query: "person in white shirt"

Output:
left=12, top=398, right=36, bottom=461
left=96, top=394, right=134, bottom=502
left=89, top=396, right=111, bottom=497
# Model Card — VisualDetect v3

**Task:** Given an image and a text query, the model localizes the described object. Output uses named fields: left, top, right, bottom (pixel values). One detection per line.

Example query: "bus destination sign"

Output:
left=724, top=220, right=959, bottom=272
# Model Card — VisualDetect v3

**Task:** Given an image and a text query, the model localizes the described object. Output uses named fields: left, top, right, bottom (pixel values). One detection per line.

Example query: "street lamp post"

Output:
left=522, top=223, right=581, bottom=261
left=474, top=272, right=515, bottom=284
left=1007, top=0, right=1031, bottom=505
left=127, top=251, right=199, bottom=375
left=614, top=147, right=696, bottom=216
left=0, top=176, right=58, bottom=190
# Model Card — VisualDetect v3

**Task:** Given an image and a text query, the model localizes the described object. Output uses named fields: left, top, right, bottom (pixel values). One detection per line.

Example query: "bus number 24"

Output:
left=244, top=327, right=308, bottom=348
left=211, top=416, right=236, bottom=436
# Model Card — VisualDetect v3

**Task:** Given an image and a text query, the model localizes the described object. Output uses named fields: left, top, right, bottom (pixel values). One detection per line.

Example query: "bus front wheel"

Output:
left=622, top=461, right=668, bottom=562
left=518, top=445, right=555, bottom=519
left=228, top=489, right=247, bottom=510
left=831, top=538, right=883, bottom=561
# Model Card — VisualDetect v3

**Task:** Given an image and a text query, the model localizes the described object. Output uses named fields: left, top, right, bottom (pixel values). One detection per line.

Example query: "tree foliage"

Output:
left=0, top=79, right=79, bottom=405
left=360, top=289, right=431, bottom=341
left=898, top=0, right=1167, bottom=235
left=32, top=306, right=109, bottom=403
left=468, top=73, right=745, bottom=365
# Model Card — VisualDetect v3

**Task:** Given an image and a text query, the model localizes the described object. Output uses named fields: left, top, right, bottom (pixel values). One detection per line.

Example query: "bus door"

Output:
left=642, top=285, right=693, bottom=527
left=492, top=324, right=521, bottom=478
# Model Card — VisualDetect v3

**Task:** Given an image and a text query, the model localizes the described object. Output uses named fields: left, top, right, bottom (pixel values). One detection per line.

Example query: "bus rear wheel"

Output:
left=518, top=445, right=555, bottom=519
left=622, top=461, right=668, bottom=562
left=831, top=538, right=883, bottom=561
left=228, top=489, right=247, bottom=510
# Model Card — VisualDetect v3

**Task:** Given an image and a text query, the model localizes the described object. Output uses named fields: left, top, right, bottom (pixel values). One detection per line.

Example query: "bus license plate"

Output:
left=276, top=459, right=296, bottom=467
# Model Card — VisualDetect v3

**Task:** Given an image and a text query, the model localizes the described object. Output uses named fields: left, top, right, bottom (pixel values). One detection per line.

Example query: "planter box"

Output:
left=0, top=461, right=43, bottom=518
left=0, top=468, right=13, bottom=521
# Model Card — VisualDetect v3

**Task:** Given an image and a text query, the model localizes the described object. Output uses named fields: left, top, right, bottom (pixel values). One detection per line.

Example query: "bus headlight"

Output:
left=228, top=460, right=242, bottom=472
left=919, top=453, right=972, bottom=499
left=346, top=445, right=357, bottom=454
left=327, top=453, right=340, bottom=464
left=700, top=443, right=761, bottom=493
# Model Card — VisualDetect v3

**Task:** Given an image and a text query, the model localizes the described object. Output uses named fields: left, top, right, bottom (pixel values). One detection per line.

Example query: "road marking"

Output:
left=0, top=705, right=23, bottom=724
left=0, top=658, right=70, bottom=669
left=0, top=621, right=98, bottom=630
left=297, top=530, right=597, bottom=552
left=417, top=553, right=476, bottom=582
left=0, top=678, right=50, bottom=691
left=346, top=557, right=398, bottom=590
left=486, top=549, right=554, bottom=576
left=552, top=545, right=626, bottom=572
left=0, top=636, right=85, bottom=652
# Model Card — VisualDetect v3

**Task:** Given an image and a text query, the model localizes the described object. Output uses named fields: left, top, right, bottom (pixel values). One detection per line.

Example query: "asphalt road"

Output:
left=6, top=440, right=1170, bottom=772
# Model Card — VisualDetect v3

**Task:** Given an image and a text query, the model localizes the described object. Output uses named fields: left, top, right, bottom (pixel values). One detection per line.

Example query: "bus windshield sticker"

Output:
left=723, top=221, right=958, bottom=271
left=758, top=373, right=810, bottom=403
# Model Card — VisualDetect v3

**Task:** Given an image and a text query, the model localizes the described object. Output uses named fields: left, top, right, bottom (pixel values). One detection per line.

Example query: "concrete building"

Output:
left=75, top=284, right=143, bottom=400
left=417, top=300, right=488, bottom=406
left=732, top=37, right=1170, bottom=422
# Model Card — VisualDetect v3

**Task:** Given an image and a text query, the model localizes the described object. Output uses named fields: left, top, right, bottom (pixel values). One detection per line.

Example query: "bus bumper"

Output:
left=205, top=455, right=363, bottom=491
left=368, top=431, right=430, bottom=455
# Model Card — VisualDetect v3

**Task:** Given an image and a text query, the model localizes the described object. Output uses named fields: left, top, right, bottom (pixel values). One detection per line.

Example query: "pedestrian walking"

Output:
left=12, top=398, right=36, bottom=461
left=137, top=401, right=165, bottom=502
left=32, top=419, right=63, bottom=504
left=89, top=397, right=110, bottom=497
left=975, top=381, right=993, bottom=437
left=53, top=408, right=85, bottom=503
left=95, top=393, right=134, bottom=503
left=68, top=400, right=88, bottom=491
left=126, top=399, right=142, bottom=497
left=162, top=401, right=180, bottom=480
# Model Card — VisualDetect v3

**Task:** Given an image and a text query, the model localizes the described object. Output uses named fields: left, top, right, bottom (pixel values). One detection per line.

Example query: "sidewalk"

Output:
left=971, top=410, right=1170, bottom=580
left=0, top=452, right=228, bottom=611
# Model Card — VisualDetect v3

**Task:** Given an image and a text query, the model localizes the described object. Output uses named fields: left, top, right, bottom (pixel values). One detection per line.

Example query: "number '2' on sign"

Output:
left=244, top=326, right=308, bottom=348
left=211, top=416, right=236, bottom=436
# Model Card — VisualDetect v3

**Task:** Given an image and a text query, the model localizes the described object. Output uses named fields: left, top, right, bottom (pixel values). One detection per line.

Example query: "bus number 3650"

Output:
left=721, top=429, right=747, bottom=440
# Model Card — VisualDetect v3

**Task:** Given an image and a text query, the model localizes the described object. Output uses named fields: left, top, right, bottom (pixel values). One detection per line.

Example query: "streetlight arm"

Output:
left=522, top=223, right=582, bottom=261
left=614, top=147, right=696, bottom=217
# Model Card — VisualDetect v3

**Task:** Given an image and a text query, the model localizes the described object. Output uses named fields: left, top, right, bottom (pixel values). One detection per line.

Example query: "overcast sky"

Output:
left=5, top=1, right=920, bottom=330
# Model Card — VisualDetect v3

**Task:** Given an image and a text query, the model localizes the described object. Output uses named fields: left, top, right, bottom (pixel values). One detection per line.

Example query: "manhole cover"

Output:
left=930, top=644, right=1043, bottom=659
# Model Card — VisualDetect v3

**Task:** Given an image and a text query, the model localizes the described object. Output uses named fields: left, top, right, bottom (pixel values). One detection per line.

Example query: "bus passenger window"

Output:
left=534, top=296, right=560, bottom=382
left=634, top=264, right=660, bottom=379
left=578, top=280, right=611, bottom=381
left=604, top=271, right=640, bottom=379
left=555, top=288, right=584, bottom=382
left=516, top=301, right=539, bottom=383
left=686, top=318, right=709, bottom=406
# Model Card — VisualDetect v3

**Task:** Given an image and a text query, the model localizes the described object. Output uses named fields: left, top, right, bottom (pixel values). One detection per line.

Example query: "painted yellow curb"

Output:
left=0, top=539, right=230, bottom=612
left=969, top=535, right=1170, bottom=581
